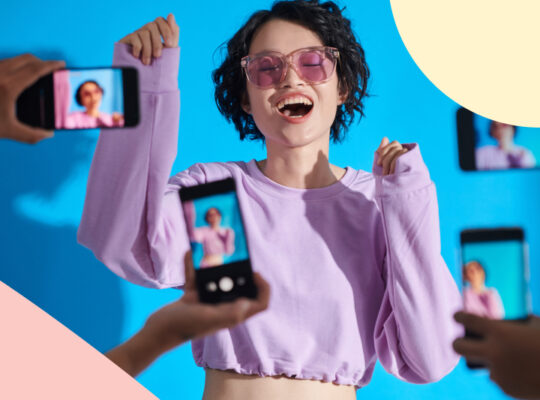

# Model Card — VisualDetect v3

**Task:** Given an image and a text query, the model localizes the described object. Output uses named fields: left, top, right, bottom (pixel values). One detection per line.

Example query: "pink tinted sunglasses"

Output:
left=240, top=46, right=340, bottom=89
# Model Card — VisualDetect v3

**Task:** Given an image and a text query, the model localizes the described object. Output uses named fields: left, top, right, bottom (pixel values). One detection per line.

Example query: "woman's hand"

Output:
left=111, top=112, right=124, bottom=126
left=375, top=137, right=408, bottom=175
left=119, top=14, right=179, bottom=65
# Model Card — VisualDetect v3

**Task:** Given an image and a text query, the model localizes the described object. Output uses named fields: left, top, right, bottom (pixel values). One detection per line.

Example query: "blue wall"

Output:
left=1, top=1, right=539, bottom=399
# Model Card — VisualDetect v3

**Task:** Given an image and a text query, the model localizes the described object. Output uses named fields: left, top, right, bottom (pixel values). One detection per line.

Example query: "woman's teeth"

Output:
left=276, top=96, right=313, bottom=111
left=277, top=96, right=313, bottom=118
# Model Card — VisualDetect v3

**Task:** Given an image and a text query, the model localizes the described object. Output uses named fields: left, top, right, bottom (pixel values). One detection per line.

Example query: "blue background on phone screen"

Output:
left=189, top=192, right=248, bottom=268
left=67, top=69, right=124, bottom=114
left=462, top=240, right=528, bottom=319
left=1, top=1, right=540, bottom=399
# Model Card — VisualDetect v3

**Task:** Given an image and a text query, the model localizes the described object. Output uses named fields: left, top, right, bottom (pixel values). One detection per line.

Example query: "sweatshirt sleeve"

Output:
left=77, top=43, right=206, bottom=288
left=223, top=228, right=235, bottom=255
left=372, top=143, right=462, bottom=383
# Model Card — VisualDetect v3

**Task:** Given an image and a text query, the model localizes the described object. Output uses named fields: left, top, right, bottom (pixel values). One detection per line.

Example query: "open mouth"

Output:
left=276, top=96, right=314, bottom=118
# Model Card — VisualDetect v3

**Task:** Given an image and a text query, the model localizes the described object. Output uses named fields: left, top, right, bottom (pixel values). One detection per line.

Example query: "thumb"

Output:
left=167, top=13, right=179, bottom=46
left=376, top=137, right=389, bottom=154
left=4, top=120, right=54, bottom=144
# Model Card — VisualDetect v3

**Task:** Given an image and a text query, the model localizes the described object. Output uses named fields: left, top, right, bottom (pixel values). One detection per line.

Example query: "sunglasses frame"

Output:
left=240, top=46, right=340, bottom=89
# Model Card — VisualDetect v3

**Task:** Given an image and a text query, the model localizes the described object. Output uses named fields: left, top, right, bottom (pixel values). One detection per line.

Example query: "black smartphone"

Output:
left=179, top=178, right=258, bottom=304
left=460, top=227, right=531, bottom=368
left=16, top=67, right=139, bottom=130
left=456, top=107, right=539, bottom=171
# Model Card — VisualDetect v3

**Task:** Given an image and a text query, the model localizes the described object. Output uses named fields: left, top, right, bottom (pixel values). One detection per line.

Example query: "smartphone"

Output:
left=179, top=178, right=258, bottom=304
left=456, top=107, right=540, bottom=171
left=16, top=67, right=139, bottom=130
left=460, top=227, right=531, bottom=368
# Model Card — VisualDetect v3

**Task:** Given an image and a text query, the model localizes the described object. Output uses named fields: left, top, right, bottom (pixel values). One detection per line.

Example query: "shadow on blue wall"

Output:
left=0, top=131, right=124, bottom=352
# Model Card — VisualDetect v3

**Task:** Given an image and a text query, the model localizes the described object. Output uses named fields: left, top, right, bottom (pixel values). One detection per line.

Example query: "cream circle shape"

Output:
left=390, top=0, right=540, bottom=127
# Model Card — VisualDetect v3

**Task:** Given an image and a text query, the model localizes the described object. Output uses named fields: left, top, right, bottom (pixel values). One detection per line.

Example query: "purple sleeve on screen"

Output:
left=53, top=70, right=70, bottom=129
left=223, top=228, right=235, bottom=255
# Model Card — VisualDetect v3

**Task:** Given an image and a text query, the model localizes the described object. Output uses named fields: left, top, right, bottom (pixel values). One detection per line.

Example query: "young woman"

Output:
left=475, top=120, right=535, bottom=170
left=185, top=204, right=236, bottom=268
left=463, top=260, right=504, bottom=319
left=78, top=2, right=461, bottom=398
left=64, top=80, right=124, bottom=129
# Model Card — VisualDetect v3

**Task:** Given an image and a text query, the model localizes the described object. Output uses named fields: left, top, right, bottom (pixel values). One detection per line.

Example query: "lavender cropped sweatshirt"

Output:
left=78, top=43, right=461, bottom=387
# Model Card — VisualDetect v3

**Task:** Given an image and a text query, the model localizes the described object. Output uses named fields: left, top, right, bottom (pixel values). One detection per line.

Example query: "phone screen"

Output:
left=179, top=178, right=257, bottom=303
left=182, top=192, right=248, bottom=270
left=457, top=107, right=540, bottom=171
left=460, top=228, right=529, bottom=320
left=53, top=68, right=125, bottom=130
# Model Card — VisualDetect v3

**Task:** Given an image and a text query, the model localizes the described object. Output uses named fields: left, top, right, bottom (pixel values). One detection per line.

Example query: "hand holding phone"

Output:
left=179, top=178, right=258, bottom=304
left=453, top=312, right=540, bottom=399
left=16, top=66, right=139, bottom=131
left=459, top=227, right=531, bottom=368
left=0, top=54, right=64, bottom=144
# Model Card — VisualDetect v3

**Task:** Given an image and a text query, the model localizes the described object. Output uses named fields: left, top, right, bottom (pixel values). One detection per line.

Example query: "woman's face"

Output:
left=206, top=208, right=221, bottom=226
left=490, top=121, right=515, bottom=142
left=464, top=261, right=486, bottom=286
left=243, top=19, right=345, bottom=149
left=80, top=82, right=103, bottom=111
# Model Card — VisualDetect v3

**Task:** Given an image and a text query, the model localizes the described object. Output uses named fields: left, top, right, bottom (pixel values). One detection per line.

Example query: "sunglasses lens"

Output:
left=248, top=55, right=284, bottom=87
left=297, top=50, right=334, bottom=83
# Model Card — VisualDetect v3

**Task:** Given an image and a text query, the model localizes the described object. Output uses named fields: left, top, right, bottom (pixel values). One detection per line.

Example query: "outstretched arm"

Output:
left=219, top=228, right=235, bottom=255
left=373, top=141, right=462, bottom=383
left=78, top=15, right=198, bottom=288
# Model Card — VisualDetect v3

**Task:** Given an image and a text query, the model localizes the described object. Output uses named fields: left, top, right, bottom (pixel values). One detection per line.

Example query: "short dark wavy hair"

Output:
left=212, top=0, right=370, bottom=143
left=75, top=80, right=104, bottom=106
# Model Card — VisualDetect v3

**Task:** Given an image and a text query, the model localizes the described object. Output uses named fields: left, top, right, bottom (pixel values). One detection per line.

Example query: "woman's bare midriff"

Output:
left=202, top=369, right=356, bottom=400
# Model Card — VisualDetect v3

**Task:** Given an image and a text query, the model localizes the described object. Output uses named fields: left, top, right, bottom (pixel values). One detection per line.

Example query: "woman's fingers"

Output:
left=124, top=33, right=142, bottom=58
left=376, top=138, right=399, bottom=167
left=145, top=22, right=164, bottom=58
left=375, top=137, right=390, bottom=165
left=119, top=15, right=178, bottom=64
left=137, top=29, right=153, bottom=65
left=167, top=14, right=180, bottom=47
left=381, top=145, right=402, bottom=175
left=376, top=139, right=406, bottom=175
left=155, top=16, right=175, bottom=47
left=389, top=148, right=408, bottom=175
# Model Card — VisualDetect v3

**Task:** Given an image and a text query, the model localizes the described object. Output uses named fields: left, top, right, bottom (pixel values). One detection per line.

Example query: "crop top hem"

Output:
left=195, top=357, right=368, bottom=388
